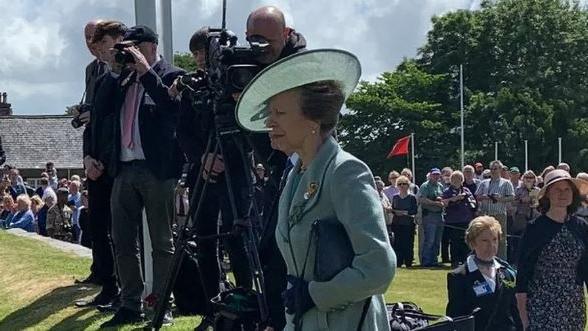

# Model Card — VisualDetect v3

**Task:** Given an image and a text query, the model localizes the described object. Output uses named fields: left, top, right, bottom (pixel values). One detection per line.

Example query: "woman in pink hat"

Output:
left=515, top=169, right=588, bottom=330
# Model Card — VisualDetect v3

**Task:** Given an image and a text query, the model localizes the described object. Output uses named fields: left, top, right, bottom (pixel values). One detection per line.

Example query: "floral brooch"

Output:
left=304, top=182, right=319, bottom=200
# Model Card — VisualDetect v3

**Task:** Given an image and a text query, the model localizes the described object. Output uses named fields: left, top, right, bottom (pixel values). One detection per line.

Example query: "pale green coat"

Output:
left=276, top=136, right=396, bottom=331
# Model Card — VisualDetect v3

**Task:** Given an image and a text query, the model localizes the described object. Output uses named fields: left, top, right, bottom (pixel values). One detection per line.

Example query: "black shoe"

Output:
left=96, top=295, right=121, bottom=313
left=74, top=290, right=117, bottom=308
left=75, top=274, right=102, bottom=286
left=99, top=307, right=145, bottom=328
left=194, top=315, right=214, bottom=331
left=144, top=310, right=173, bottom=329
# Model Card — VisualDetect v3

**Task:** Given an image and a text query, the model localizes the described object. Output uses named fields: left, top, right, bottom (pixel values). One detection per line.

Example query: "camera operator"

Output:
left=94, top=25, right=185, bottom=328
left=245, top=7, right=307, bottom=331
left=172, top=26, right=255, bottom=327
left=75, top=20, right=126, bottom=310
left=172, top=7, right=306, bottom=330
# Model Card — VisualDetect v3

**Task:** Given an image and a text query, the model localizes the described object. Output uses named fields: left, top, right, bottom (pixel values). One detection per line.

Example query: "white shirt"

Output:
left=466, top=255, right=502, bottom=292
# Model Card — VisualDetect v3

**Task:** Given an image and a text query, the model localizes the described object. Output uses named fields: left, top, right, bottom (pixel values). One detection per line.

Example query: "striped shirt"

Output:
left=475, top=178, right=514, bottom=216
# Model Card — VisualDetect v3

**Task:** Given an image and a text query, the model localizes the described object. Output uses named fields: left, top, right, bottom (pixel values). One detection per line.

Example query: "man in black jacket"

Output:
left=99, top=25, right=185, bottom=328
left=245, top=7, right=307, bottom=331
left=76, top=21, right=124, bottom=309
left=173, top=7, right=306, bottom=330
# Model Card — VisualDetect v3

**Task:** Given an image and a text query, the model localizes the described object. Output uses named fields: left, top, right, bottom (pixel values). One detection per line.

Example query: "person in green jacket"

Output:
left=236, top=49, right=396, bottom=331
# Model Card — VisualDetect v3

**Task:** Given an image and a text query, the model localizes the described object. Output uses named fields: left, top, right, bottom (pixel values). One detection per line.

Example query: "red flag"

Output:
left=387, top=135, right=410, bottom=158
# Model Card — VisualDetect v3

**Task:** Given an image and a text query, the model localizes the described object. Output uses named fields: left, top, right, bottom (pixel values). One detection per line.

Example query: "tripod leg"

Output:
left=149, top=135, right=221, bottom=329
left=215, top=130, right=269, bottom=324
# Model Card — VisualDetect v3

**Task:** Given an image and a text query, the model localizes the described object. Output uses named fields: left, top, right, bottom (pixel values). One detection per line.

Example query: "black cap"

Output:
left=124, top=25, right=159, bottom=44
left=57, top=187, right=69, bottom=195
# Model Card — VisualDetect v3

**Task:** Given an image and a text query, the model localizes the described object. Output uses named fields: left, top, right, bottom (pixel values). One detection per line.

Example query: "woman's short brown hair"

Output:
left=465, top=216, right=502, bottom=249
left=92, top=20, right=127, bottom=44
left=296, top=80, right=344, bottom=134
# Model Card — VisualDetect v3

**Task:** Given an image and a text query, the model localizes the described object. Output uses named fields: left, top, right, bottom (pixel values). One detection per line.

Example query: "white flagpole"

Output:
left=460, top=64, right=464, bottom=169
left=558, top=137, right=562, bottom=164
left=495, top=142, right=498, bottom=161
left=411, top=133, right=415, bottom=180
left=525, top=140, right=528, bottom=171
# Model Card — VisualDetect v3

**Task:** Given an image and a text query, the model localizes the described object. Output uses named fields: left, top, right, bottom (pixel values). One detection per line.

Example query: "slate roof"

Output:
left=0, top=115, right=84, bottom=170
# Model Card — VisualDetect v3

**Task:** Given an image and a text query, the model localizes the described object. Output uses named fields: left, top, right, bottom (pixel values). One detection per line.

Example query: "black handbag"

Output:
left=311, top=218, right=354, bottom=282
left=388, top=302, right=441, bottom=331
left=310, top=218, right=370, bottom=331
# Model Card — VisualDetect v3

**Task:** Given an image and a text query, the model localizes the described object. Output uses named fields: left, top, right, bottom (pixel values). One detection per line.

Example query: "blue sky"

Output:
left=0, top=0, right=486, bottom=115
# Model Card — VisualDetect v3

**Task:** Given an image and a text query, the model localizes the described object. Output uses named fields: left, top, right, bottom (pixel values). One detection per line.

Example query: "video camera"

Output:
left=177, top=28, right=269, bottom=104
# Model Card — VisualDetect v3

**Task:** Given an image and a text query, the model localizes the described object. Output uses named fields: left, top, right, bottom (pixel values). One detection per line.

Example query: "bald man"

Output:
left=246, top=6, right=306, bottom=331
left=83, top=20, right=106, bottom=106
left=246, top=6, right=305, bottom=65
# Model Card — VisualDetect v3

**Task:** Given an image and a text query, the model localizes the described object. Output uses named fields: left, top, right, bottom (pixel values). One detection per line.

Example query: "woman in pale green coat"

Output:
left=236, top=49, right=396, bottom=331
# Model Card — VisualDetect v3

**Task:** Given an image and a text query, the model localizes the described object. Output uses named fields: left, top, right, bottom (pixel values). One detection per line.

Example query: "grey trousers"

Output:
left=110, top=162, right=175, bottom=312
left=489, top=213, right=508, bottom=260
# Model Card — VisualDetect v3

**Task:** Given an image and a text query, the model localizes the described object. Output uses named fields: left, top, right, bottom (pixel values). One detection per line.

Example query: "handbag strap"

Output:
left=356, top=297, right=371, bottom=331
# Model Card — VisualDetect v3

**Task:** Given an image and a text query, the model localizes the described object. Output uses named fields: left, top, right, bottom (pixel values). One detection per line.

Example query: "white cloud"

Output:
left=0, top=0, right=479, bottom=115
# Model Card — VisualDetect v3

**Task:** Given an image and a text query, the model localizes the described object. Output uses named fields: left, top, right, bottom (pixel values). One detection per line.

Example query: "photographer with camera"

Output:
left=95, top=24, right=185, bottom=328
left=475, top=160, right=514, bottom=260
left=75, top=20, right=127, bottom=310
left=245, top=8, right=307, bottom=331
left=170, top=7, right=306, bottom=330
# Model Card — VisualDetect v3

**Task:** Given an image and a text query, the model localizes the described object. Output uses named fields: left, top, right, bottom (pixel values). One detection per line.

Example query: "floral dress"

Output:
left=527, top=224, right=586, bottom=331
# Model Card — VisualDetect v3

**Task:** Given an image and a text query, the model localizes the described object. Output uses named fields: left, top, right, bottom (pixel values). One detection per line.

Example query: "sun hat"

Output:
left=537, top=169, right=588, bottom=200
left=235, top=49, right=361, bottom=132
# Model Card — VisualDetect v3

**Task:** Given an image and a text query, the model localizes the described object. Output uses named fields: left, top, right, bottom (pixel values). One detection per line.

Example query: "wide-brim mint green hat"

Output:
left=235, top=49, right=361, bottom=132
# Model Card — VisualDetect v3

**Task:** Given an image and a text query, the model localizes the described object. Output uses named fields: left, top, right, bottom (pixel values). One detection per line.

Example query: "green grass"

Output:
left=1, top=230, right=584, bottom=330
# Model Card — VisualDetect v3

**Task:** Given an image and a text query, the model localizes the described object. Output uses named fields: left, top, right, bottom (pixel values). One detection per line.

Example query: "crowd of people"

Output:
left=0, top=163, right=90, bottom=246
left=375, top=162, right=588, bottom=330
left=0, top=3, right=586, bottom=330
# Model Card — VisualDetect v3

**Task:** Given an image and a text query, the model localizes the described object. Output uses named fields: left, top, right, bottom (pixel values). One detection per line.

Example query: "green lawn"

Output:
left=1, top=230, right=583, bottom=330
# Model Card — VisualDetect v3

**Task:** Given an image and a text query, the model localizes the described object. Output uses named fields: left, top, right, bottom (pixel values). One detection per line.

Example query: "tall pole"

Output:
left=460, top=64, right=465, bottom=169
left=524, top=140, right=528, bottom=171
left=495, top=142, right=498, bottom=161
left=156, top=0, right=174, bottom=64
left=411, top=133, right=415, bottom=181
left=558, top=137, right=562, bottom=164
left=134, top=0, right=158, bottom=297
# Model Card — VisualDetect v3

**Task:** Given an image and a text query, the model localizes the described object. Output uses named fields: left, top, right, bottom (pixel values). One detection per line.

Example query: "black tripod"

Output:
left=149, top=103, right=268, bottom=330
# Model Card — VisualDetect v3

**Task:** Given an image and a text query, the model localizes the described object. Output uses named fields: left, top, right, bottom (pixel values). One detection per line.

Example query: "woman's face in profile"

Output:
left=266, top=89, right=317, bottom=154
left=471, top=229, right=498, bottom=261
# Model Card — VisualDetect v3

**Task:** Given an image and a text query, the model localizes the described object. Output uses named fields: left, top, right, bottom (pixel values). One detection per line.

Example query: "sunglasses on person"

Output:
left=397, top=183, right=409, bottom=186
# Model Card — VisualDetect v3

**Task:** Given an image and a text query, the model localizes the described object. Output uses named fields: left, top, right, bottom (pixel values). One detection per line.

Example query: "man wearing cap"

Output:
left=418, top=168, right=445, bottom=267
left=98, top=24, right=185, bottom=328
left=475, top=160, right=515, bottom=259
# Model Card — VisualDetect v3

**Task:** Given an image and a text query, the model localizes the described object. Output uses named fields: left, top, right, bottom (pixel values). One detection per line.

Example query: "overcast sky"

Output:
left=0, top=0, right=486, bottom=115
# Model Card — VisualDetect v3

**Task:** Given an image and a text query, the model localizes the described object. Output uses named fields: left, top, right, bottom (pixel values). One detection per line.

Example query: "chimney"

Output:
left=0, top=92, right=13, bottom=116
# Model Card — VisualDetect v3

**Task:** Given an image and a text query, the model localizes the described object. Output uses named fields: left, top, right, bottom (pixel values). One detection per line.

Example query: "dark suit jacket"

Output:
left=92, top=59, right=185, bottom=180
left=446, top=259, right=521, bottom=331
left=84, top=59, right=105, bottom=105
